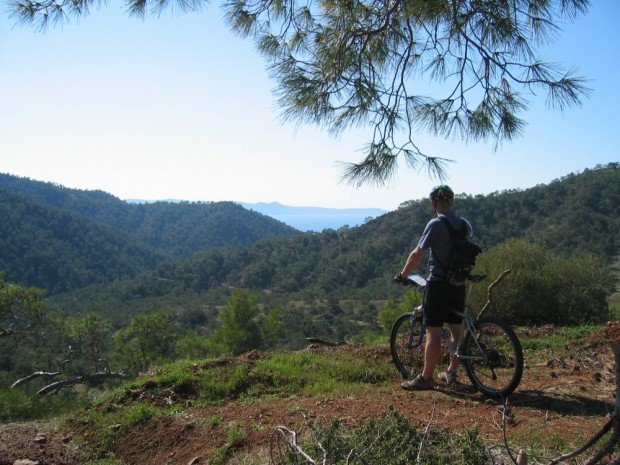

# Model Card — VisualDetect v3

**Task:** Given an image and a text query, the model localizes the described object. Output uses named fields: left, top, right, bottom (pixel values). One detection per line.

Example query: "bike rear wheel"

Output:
left=462, top=317, right=523, bottom=398
left=390, top=313, right=425, bottom=379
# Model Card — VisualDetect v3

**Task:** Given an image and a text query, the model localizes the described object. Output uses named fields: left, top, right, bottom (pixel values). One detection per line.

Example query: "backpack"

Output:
left=435, top=215, right=482, bottom=286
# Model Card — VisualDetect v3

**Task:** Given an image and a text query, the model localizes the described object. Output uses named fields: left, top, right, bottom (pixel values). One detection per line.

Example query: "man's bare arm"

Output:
left=400, top=247, right=425, bottom=277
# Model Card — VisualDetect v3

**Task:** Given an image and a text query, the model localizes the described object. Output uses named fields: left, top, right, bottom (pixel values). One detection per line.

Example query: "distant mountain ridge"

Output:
left=126, top=199, right=388, bottom=231
left=240, top=202, right=387, bottom=231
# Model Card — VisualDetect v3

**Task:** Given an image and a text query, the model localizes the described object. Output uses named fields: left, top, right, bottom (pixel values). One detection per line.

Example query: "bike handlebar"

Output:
left=393, top=273, right=488, bottom=287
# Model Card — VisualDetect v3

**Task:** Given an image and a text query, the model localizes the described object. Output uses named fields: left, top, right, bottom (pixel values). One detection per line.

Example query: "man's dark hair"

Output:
left=429, top=185, right=454, bottom=201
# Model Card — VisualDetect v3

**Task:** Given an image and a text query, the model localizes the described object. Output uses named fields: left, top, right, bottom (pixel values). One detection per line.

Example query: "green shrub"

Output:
left=0, top=387, right=88, bottom=423
left=282, top=409, right=487, bottom=465
left=0, top=388, right=34, bottom=422
left=471, top=239, right=614, bottom=325
left=176, top=332, right=220, bottom=359
left=378, top=291, right=421, bottom=332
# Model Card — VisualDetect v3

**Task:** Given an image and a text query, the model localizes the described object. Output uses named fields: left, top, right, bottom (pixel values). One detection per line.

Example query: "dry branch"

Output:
left=582, top=428, right=620, bottom=465
left=270, top=426, right=318, bottom=465
left=547, top=420, right=612, bottom=465
left=500, top=399, right=523, bottom=465
left=416, top=401, right=436, bottom=464
left=11, top=357, right=72, bottom=389
left=12, top=367, right=129, bottom=395
left=0, top=329, right=15, bottom=338
left=478, top=269, right=511, bottom=318
left=306, top=337, right=348, bottom=347
left=11, top=370, right=64, bottom=389
left=36, top=371, right=129, bottom=395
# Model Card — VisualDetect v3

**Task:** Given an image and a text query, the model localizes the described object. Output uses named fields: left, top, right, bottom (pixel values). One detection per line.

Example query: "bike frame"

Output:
left=404, top=278, right=488, bottom=362
left=393, top=269, right=522, bottom=398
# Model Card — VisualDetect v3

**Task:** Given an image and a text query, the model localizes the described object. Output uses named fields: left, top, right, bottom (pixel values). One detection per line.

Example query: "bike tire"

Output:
left=462, top=316, right=523, bottom=398
left=390, top=313, right=425, bottom=379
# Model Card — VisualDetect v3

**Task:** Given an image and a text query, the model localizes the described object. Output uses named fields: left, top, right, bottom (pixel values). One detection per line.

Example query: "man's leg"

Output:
left=422, top=326, right=442, bottom=380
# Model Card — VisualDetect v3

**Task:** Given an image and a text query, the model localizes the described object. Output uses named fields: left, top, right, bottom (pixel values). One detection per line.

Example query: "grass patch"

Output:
left=250, top=352, right=393, bottom=396
left=509, top=427, right=572, bottom=456
left=0, top=387, right=90, bottom=423
left=89, top=387, right=128, bottom=408
left=73, top=402, right=157, bottom=456
left=146, top=359, right=202, bottom=386
left=70, top=348, right=395, bottom=455
left=209, top=422, right=248, bottom=465
left=227, top=422, right=247, bottom=443
left=195, top=413, right=224, bottom=427
left=519, top=325, right=602, bottom=353
left=201, top=364, right=253, bottom=400
left=192, top=351, right=394, bottom=405
left=121, top=403, right=156, bottom=426
left=353, top=332, right=388, bottom=345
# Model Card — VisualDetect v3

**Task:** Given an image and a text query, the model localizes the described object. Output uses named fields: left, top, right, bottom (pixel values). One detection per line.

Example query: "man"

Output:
left=396, top=185, right=469, bottom=390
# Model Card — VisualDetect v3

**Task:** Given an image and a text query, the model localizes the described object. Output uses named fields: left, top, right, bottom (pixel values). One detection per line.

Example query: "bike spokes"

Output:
left=462, top=318, right=523, bottom=398
left=390, top=314, right=425, bottom=379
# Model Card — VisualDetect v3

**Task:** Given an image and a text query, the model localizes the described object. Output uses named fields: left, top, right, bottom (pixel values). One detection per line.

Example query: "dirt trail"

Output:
left=1, top=323, right=618, bottom=465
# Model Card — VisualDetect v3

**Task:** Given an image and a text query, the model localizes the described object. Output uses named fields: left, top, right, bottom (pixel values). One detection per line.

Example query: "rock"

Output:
left=33, top=433, right=46, bottom=444
left=62, top=435, right=72, bottom=443
left=188, top=457, right=202, bottom=465
left=13, top=460, right=40, bottom=465
left=109, top=424, right=122, bottom=431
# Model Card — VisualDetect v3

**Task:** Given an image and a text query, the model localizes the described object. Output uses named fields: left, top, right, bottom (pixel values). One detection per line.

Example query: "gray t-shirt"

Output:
left=417, top=213, right=465, bottom=281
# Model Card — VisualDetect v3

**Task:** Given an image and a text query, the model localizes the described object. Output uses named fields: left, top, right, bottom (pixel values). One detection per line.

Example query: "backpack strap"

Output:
left=431, top=215, right=466, bottom=276
left=437, top=215, right=466, bottom=239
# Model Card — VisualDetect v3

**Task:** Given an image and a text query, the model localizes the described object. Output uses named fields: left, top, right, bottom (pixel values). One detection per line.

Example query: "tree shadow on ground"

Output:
left=509, top=389, right=613, bottom=416
left=434, top=384, right=613, bottom=417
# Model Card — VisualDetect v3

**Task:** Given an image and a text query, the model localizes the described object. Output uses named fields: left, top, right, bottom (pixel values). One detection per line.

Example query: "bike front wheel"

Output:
left=390, top=313, right=425, bottom=379
left=462, top=317, right=523, bottom=398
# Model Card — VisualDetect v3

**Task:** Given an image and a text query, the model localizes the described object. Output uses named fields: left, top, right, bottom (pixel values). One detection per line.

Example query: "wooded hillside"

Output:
left=46, top=165, right=619, bottom=322
left=122, top=165, right=620, bottom=298
left=0, top=174, right=295, bottom=293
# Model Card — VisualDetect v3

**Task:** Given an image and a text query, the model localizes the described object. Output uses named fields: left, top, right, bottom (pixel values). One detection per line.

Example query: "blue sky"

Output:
left=0, top=1, right=618, bottom=210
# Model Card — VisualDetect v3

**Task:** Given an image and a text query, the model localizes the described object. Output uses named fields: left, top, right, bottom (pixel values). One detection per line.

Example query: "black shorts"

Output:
left=423, top=280, right=465, bottom=327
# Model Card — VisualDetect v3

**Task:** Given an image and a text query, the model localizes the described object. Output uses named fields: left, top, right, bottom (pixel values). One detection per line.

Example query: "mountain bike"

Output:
left=390, top=270, right=523, bottom=398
